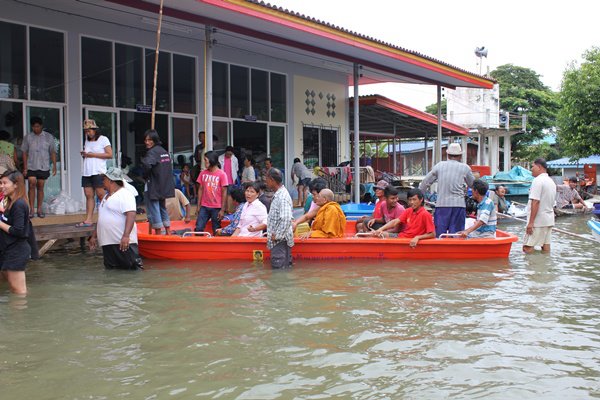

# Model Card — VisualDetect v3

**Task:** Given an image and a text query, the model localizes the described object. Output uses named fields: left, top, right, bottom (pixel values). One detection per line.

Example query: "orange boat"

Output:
left=136, top=221, right=518, bottom=261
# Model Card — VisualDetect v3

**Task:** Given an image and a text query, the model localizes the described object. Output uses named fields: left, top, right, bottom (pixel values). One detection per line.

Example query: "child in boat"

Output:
left=357, top=186, right=405, bottom=233
left=369, top=188, right=435, bottom=247
left=215, top=188, right=245, bottom=236
left=298, top=189, right=346, bottom=238
left=180, top=163, right=194, bottom=200
left=457, top=179, right=497, bottom=238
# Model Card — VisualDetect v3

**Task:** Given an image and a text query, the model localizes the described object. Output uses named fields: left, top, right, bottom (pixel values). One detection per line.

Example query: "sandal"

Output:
left=75, top=222, right=94, bottom=227
left=38, top=212, right=46, bottom=218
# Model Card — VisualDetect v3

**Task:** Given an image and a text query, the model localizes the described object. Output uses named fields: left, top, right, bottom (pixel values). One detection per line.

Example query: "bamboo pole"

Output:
left=150, top=0, right=165, bottom=130
left=497, top=211, right=596, bottom=243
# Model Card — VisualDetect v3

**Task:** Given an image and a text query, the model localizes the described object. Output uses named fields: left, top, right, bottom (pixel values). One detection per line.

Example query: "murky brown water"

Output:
left=1, top=215, right=599, bottom=399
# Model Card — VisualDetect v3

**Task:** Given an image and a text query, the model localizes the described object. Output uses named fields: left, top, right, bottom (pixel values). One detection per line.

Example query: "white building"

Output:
left=1, top=0, right=493, bottom=206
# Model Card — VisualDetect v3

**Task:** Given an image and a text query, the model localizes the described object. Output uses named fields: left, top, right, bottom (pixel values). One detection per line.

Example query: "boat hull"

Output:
left=137, top=221, right=518, bottom=261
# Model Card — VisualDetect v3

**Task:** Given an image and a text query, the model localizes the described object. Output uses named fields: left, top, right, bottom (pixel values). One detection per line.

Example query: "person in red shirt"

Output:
left=370, top=188, right=435, bottom=247
left=357, top=186, right=404, bottom=233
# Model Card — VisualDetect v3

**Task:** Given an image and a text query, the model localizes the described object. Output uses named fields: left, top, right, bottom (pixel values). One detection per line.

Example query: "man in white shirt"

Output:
left=89, top=167, right=143, bottom=270
left=523, top=158, right=556, bottom=254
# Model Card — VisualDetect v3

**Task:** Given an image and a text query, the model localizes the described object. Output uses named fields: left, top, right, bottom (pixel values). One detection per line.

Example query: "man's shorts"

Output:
left=523, top=226, right=552, bottom=247
left=101, top=244, right=144, bottom=270
left=81, top=174, right=104, bottom=188
left=27, top=170, right=50, bottom=180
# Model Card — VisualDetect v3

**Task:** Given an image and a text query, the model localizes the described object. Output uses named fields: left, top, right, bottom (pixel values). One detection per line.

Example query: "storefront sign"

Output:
left=136, top=104, right=153, bottom=113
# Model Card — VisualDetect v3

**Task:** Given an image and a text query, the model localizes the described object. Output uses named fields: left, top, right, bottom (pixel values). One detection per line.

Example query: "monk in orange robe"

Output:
left=300, top=188, right=346, bottom=238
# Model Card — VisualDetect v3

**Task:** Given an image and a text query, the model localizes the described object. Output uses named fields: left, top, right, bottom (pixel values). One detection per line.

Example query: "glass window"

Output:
left=251, top=69, right=268, bottom=121
left=270, top=73, right=286, bottom=122
left=82, top=37, right=113, bottom=106
left=269, top=125, right=285, bottom=169
left=302, top=126, right=319, bottom=169
left=173, top=54, right=195, bottom=114
left=230, top=65, right=249, bottom=119
left=145, top=49, right=170, bottom=111
left=321, top=129, right=338, bottom=167
left=29, top=27, right=64, bottom=102
left=212, top=61, right=228, bottom=117
left=0, top=22, right=27, bottom=100
left=172, top=117, right=193, bottom=168
left=0, top=101, right=24, bottom=170
left=212, top=120, right=230, bottom=152
left=115, top=43, right=142, bottom=109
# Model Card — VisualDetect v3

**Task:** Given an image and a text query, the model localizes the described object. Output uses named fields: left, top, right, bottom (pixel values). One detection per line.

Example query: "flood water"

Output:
left=1, top=215, right=599, bottom=399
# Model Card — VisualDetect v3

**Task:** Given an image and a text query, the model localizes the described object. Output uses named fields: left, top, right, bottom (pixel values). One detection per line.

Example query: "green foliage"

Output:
left=515, top=141, right=560, bottom=166
left=557, top=47, right=600, bottom=158
left=424, top=99, right=447, bottom=116
left=490, top=64, right=560, bottom=158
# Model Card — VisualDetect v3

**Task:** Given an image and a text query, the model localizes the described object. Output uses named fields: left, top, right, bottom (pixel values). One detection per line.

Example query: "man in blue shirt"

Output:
left=458, top=179, right=497, bottom=238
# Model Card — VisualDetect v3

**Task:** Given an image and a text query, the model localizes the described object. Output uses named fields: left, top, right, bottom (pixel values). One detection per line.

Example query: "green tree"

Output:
left=557, top=47, right=600, bottom=157
left=490, top=64, right=559, bottom=157
left=424, top=99, right=447, bottom=116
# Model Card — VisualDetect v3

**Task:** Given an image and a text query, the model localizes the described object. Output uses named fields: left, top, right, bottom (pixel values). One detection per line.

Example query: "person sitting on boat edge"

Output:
left=265, top=168, right=294, bottom=269
left=215, top=187, right=245, bottom=236
left=356, top=186, right=405, bottom=234
left=291, top=177, right=328, bottom=233
left=556, top=177, right=586, bottom=210
left=231, top=181, right=268, bottom=237
left=298, top=189, right=346, bottom=239
left=368, top=188, right=435, bottom=248
left=354, top=179, right=389, bottom=231
left=457, top=179, right=497, bottom=238
left=489, top=185, right=510, bottom=214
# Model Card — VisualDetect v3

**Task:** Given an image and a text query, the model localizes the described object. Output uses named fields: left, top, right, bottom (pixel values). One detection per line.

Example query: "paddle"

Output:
left=497, top=211, right=597, bottom=243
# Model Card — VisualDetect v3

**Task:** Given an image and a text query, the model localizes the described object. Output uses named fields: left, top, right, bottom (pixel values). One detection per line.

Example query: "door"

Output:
left=268, top=125, right=286, bottom=171
left=25, top=105, right=65, bottom=200
left=233, top=120, right=267, bottom=165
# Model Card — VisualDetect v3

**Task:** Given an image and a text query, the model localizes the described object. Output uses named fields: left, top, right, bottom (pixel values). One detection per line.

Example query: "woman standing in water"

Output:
left=0, top=170, right=31, bottom=294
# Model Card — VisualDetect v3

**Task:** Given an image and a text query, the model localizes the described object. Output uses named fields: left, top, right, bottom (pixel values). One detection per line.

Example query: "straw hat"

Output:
left=446, top=143, right=463, bottom=156
left=103, top=167, right=132, bottom=182
left=83, top=119, right=99, bottom=130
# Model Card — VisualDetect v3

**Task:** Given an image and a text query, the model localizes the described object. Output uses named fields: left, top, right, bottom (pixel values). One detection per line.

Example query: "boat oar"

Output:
left=497, top=212, right=596, bottom=243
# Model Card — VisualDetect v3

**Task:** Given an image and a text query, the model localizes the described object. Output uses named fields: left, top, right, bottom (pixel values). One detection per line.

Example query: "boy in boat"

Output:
left=556, top=177, right=586, bottom=210
left=457, top=179, right=497, bottom=238
left=368, top=188, right=434, bottom=247
left=356, top=186, right=405, bottom=234
left=298, top=189, right=346, bottom=238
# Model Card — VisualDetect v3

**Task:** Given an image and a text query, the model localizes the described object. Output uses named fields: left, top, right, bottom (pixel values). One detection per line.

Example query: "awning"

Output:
left=350, top=95, right=469, bottom=139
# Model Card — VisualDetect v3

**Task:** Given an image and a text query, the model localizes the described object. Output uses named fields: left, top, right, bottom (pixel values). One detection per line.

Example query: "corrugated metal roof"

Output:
left=547, top=156, right=600, bottom=167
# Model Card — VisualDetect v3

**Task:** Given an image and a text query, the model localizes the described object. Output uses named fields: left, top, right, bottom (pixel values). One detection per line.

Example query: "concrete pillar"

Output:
left=504, top=133, right=512, bottom=171
left=461, top=136, right=468, bottom=164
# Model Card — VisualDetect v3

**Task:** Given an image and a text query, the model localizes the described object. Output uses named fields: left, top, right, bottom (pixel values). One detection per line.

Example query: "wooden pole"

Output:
left=151, top=0, right=165, bottom=130
left=497, top=212, right=597, bottom=243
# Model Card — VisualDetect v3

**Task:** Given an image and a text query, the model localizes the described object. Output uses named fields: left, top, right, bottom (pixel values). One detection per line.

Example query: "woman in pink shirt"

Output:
left=195, top=151, right=228, bottom=234
left=232, top=182, right=268, bottom=237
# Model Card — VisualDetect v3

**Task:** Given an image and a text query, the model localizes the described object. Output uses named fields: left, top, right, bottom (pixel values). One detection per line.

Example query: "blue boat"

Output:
left=587, top=219, right=600, bottom=243
left=340, top=203, right=375, bottom=219
left=483, top=166, right=533, bottom=197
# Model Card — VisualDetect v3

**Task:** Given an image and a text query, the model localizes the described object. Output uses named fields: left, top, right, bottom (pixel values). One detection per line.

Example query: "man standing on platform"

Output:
left=265, top=168, right=294, bottom=269
left=419, top=143, right=475, bottom=237
left=22, top=116, right=57, bottom=218
left=523, top=158, right=556, bottom=254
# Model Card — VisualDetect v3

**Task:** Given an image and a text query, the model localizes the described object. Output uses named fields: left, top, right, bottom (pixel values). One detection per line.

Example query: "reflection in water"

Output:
left=0, top=216, right=599, bottom=399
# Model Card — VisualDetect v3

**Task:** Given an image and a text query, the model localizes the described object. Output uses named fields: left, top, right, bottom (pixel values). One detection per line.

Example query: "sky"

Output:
left=268, top=0, right=599, bottom=110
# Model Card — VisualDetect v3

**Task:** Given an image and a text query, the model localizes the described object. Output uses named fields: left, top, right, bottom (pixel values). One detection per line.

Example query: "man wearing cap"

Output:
left=419, top=142, right=475, bottom=237
left=354, top=179, right=388, bottom=232
left=523, top=158, right=556, bottom=254
left=78, top=119, right=112, bottom=227
left=89, top=167, right=143, bottom=270
left=22, top=116, right=57, bottom=218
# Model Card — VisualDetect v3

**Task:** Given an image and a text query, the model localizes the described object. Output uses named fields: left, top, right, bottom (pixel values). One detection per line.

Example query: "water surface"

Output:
left=1, top=216, right=599, bottom=399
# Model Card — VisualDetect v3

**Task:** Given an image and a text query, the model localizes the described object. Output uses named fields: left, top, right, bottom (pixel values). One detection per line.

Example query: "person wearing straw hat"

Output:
left=88, top=167, right=142, bottom=270
left=77, top=119, right=113, bottom=227
left=419, top=142, right=475, bottom=237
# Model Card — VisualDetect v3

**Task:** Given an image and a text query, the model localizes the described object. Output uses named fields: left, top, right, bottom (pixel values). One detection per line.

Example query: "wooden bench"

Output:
left=34, top=224, right=95, bottom=257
